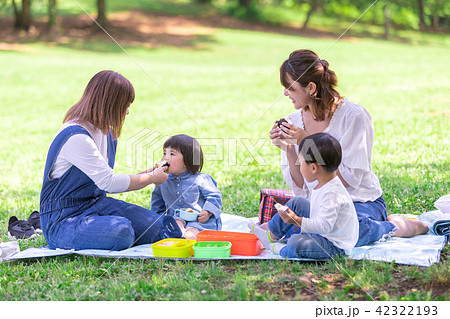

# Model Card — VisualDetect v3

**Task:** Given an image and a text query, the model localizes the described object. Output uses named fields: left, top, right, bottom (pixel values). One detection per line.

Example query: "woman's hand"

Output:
left=270, top=123, right=297, bottom=149
left=138, top=165, right=157, bottom=175
left=197, top=210, right=212, bottom=223
left=278, top=122, right=308, bottom=145
left=148, top=166, right=169, bottom=186
left=127, top=165, right=168, bottom=191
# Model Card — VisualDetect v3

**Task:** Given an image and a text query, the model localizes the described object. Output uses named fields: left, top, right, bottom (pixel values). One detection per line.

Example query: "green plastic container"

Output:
left=193, top=241, right=231, bottom=258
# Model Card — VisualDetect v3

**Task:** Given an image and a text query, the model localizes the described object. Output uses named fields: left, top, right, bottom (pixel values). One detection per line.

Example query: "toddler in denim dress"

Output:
left=151, top=134, right=222, bottom=239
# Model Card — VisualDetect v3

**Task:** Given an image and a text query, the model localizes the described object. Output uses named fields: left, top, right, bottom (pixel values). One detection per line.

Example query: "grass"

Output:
left=0, top=1, right=449, bottom=301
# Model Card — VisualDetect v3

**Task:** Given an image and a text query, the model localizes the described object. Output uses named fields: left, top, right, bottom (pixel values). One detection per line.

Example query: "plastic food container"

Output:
left=193, top=241, right=232, bottom=258
left=175, top=208, right=200, bottom=222
left=197, top=230, right=262, bottom=256
left=151, top=238, right=196, bottom=258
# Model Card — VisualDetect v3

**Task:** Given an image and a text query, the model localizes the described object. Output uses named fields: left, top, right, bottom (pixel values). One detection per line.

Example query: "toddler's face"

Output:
left=163, top=147, right=187, bottom=175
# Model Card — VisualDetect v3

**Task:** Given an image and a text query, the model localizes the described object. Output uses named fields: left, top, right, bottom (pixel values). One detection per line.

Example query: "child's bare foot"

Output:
left=183, top=227, right=200, bottom=240
left=387, top=215, right=429, bottom=237
left=176, top=219, right=186, bottom=234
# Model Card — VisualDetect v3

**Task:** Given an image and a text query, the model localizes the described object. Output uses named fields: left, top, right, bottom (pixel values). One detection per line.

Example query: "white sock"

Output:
left=268, top=243, right=287, bottom=255
left=253, top=225, right=277, bottom=249
left=248, top=222, right=259, bottom=232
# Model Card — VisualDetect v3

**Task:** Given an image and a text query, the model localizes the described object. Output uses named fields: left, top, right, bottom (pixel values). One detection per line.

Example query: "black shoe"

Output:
left=8, top=216, right=36, bottom=240
left=160, top=216, right=183, bottom=239
left=27, top=211, right=42, bottom=235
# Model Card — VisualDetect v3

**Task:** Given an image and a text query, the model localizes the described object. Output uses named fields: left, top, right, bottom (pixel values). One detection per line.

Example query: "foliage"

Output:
left=0, top=0, right=449, bottom=302
left=0, top=0, right=449, bottom=32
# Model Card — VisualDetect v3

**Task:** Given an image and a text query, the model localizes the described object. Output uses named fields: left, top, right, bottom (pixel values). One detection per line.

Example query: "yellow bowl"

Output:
left=151, top=238, right=196, bottom=258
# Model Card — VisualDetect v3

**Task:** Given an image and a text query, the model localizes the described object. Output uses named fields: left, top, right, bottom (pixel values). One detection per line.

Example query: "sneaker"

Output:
left=160, top=216, right=183, bottom=239
left=8, top=216, right=36, bottom=240
left=27, top=211, right=42, bottom=235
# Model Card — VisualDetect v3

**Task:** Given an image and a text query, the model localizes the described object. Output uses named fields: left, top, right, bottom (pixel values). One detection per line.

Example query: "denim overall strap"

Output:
left=107, top=131, right=117, bottom=169
left=39, top=125, right=106, bottom=213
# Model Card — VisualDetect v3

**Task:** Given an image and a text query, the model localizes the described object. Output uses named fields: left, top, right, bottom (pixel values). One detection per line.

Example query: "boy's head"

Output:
left=298, top=133, right=342, bottom=174
left=163, top=134, right=203, bottom=175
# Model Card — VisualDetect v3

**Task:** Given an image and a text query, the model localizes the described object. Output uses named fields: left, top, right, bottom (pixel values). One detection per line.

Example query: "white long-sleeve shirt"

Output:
left=50, top=121, right=130, bottom=193
left=281, top=99, right=382, bottom=202
left=301, top=176, right=359, bottom=254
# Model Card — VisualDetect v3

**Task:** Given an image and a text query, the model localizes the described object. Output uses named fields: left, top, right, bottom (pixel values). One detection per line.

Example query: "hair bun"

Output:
left=320, top=59, right=329, bottom=71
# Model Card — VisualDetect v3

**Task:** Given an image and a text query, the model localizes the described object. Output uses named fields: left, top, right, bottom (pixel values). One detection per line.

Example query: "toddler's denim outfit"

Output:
left=151, top=171, right=222, bottom=231
left=40, top=125, right=181, bottom=251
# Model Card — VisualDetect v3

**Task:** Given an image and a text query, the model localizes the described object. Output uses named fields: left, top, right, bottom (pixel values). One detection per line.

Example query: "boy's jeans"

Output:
left=267, top=196, right=344, bottom=260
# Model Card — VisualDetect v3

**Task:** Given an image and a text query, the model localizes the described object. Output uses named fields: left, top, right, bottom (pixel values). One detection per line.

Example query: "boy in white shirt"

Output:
left=253, top=133, right=358, bottom=259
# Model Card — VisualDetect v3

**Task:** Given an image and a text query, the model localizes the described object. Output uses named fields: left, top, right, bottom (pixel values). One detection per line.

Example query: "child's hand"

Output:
left=277, top=208, right=300, bottom=227
left=198, top=210, right=212, bottom=223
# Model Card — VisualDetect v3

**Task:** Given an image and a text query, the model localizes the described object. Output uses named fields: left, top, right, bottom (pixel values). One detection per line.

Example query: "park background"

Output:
left=0, top=0, right=449, bottom=300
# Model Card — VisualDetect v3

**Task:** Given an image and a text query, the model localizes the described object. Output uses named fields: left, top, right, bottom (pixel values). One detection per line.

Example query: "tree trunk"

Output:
left=238, top=0, right=252, bottom=11
left=432, top=0, right=441, bottom=30
left=302, top=0, right=318, bottom=30
left=12, top=0, right=32, bottom=31
left=384, top=5, right=390, bottom=40
left=96, top=0, right=108, bottom=27
left=21, top=0, right=31, bottom=31
left=12, top=0, right=21, bottom=29
left=418, top=0, right=426, bottom=30
left=47, top=0, right=57, bottom=34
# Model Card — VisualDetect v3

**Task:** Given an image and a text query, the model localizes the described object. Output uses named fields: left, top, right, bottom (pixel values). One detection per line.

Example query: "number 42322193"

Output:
left=376, top=305, right=438, bottom=316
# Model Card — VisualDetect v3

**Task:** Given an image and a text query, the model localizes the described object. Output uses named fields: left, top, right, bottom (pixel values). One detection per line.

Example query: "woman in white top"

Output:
left=270, top=49, right=428, bottom=246
left=39, top=70, right=182, bottom=251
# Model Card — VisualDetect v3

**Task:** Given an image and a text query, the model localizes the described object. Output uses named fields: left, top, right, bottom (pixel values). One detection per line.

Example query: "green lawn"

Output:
left=0, top=2, right=449, bottom=301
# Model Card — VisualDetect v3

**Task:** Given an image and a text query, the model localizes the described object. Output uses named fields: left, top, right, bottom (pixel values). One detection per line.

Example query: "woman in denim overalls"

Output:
left=39, top=71, right=182, bottom=251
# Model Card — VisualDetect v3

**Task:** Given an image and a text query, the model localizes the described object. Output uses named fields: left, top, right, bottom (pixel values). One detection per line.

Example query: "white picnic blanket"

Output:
left=5, top=212, right=448, bottom=267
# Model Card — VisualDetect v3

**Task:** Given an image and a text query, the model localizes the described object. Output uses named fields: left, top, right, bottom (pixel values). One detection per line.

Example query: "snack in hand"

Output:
left=275, top=118, right=288, bottom=128
left=275, top=203, right=295, bottom=214
left=155, top=160, right=170, bottom=169
left=184, top=208, right=195, bottom=213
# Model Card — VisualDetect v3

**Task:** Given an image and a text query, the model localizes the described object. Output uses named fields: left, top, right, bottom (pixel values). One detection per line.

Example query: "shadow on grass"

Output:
left=0, top=11, right=218, bottom=52
left=2, top=1, right=448, bottom=54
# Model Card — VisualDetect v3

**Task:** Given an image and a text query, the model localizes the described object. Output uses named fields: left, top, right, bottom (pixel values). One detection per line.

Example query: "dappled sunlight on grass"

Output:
left=0, top=4, right=449, bottom=300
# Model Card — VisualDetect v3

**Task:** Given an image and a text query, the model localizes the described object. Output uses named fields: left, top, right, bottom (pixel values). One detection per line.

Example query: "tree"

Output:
left=302, top=0, right=321, bottom=30
left=12, top=0, right=32, bottom=31
left=384, top=4, right=390, bottom=39
left=96, top=0, right=108, bottom=26
left=418, top=0, right=426, bottom=29
left=47, top=0, right=57, bottom=34
left=238, top=0, right=252, bottom=12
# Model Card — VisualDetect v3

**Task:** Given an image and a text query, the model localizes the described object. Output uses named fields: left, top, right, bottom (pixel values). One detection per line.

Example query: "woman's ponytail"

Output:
left=317, top=59, right=339, bottom=117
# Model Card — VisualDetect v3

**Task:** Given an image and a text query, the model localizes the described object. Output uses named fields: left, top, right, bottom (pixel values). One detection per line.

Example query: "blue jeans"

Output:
left=42, top=197, right=171, bottom=251
left=268, top=195, right=396, bottom=250
left=267, top=196, right=344, bottom=260
left=354, top=195, right=395, bottom=247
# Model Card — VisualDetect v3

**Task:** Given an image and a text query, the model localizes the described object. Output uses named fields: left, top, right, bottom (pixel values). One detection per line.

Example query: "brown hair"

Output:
left=164, top=134, right=203, bottom=175
left=299, top=132, right=342, bottom=173
left=63, top=70, right=135, bottom=139
left=280, top=49, right=341, bottom=121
